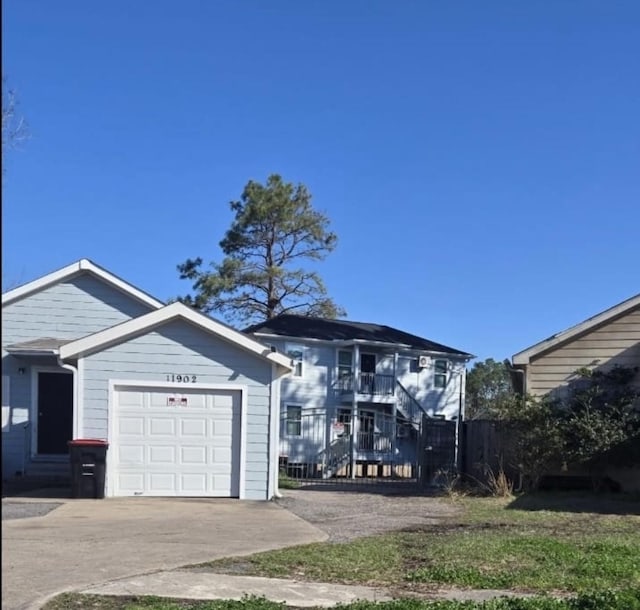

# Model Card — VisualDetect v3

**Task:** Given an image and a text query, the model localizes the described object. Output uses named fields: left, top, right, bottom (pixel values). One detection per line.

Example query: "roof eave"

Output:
left=5, top=348, right=59, bottom=357
left=513, top=293, right=640, bottom=365
left=247, top=331, right=471, bottom=357
left=1, top=258, right=164, bottom=309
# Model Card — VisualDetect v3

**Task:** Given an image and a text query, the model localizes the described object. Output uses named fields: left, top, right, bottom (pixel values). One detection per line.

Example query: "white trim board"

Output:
left=268, top=363, right=278, bottom=500
left=59, top=301, right=294, bottom=371
left=513, top=293, right=640, bottom=365
left=2, top=258, right=164, bottom=309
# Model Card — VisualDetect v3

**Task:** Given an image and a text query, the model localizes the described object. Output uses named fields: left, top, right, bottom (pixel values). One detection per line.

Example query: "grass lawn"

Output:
left=43, top=590, right=640, bottom=610
left=277, top=471, right=300, bottom=490
left=196, top=492, right=640, bottom=593
left=42, top=492, right=640, bottom=610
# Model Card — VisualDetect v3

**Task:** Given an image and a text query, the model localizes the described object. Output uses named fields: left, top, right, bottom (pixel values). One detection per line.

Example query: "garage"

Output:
left=111, top=384, right=244, bottom=497
left=54, top=301, right=292, bottom=500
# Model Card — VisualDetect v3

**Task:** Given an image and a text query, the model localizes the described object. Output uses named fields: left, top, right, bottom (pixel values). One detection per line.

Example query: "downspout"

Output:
left=57, top=356, right=79, bottom=439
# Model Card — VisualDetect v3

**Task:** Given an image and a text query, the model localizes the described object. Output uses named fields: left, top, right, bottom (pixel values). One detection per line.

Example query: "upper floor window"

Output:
left=285, top=405, right=302, bottom=436
left=337, top=350, right=352, bottom=380
left=434, top=359, right=448, bottom=388
left=286, top=343, right=304, bottom=377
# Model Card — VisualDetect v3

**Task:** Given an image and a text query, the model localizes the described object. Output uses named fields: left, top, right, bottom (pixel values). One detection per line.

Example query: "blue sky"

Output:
left=2, top=1, right=639, bottom=364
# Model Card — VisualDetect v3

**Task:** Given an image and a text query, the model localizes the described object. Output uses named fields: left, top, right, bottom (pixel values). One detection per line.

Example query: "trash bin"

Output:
left=68, top=439, right=109, bottom=499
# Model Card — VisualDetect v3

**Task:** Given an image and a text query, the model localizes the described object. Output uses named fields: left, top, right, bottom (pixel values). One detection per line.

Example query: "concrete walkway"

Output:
left=80, top=570, right=538, bottom=607
left=81, top=571, right=393, bottom=607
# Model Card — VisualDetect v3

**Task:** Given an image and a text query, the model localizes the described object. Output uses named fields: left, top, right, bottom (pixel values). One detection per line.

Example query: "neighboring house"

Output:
left=1, top=260, right=292, bottom=499
left=512, top=293, right=640, bottom=398
left=245, top=315, right=472, bottom=479
left=512, top=293, right=640, bottom=492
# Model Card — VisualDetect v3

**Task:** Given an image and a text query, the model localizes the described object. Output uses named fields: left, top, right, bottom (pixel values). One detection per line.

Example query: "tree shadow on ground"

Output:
left=292, top=480, right=441, bottom=497
left=2, top=480, right=72, bottom=499
left=507, top=490, right=640, bottom=516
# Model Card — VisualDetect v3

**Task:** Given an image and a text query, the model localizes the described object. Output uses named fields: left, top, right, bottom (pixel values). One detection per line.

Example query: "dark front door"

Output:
left=360, top=354, right=376, bottom=374
left=37, top=372, right=73, bottom=455
left=359, top=354, right=376, bottom=393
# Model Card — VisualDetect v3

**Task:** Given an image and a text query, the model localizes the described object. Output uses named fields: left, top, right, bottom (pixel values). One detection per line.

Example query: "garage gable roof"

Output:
left=58, top=302, right=294, bottom=370
left=1, top=258, right=164, bottom=309
left=513, top=292, right=640, bottom=365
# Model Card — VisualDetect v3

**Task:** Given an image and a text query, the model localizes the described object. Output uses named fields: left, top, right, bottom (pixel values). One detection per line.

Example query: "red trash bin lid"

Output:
left=67, top=439, right=109, bottom=447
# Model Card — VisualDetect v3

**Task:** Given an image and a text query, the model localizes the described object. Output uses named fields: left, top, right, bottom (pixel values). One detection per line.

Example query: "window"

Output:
left=434, top=359, right=448, bottom=388
left=286, top=405, right=302, bottom=436
left=337, top=408, right=351, bottom=436
left=286, top=343, right=304, bottom=377
left=338, top=350, right=352, bottom=382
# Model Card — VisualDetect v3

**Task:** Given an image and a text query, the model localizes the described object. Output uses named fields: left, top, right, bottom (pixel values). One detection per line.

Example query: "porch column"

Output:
left=350, top=343, right=360, bottom=479
left=391, top=351, right=399, bottom=476
left=353, top=343, right=360, bottom=396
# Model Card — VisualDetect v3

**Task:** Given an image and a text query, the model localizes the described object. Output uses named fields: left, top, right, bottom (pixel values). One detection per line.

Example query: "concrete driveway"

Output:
left=2, top=495, right=327, bottom=610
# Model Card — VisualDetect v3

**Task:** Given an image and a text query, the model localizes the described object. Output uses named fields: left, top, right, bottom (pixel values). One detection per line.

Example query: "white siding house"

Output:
left=1, top=260, right=291, bottom=499
left=245, top=315, right=472, bottom=480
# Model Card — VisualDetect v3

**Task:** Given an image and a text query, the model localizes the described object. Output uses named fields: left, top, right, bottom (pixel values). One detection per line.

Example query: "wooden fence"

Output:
left=458, top=420, right=520, bottom=487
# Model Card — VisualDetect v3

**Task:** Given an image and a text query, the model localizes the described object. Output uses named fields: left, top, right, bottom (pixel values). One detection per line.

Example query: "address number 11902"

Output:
left=166, top=374, right=197, bottom=383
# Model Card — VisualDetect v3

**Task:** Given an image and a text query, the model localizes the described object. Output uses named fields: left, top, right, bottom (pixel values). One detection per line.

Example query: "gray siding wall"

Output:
left=1, top=273, right=155, bottom=478
left=396, top=353, right=466, bottom=419
left=277, top=341, right=341, bottom=411
left=81, top=319, right=273, bottom=500
left=528, top=306, right=640, bottom=397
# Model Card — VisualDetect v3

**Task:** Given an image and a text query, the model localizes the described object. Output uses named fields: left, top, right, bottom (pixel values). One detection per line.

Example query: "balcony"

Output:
left=337, top=373, right=395, bottom=399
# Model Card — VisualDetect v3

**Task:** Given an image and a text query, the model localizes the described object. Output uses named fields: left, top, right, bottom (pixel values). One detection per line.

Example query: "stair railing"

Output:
left=396, top=380, right=431, bottom=426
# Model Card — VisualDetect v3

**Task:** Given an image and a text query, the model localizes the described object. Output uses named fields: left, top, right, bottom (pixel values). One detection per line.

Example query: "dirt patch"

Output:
left=276, top=487, right=461, bottom=542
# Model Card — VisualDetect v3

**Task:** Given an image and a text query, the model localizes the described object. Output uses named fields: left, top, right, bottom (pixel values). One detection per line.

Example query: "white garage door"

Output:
left=112, top=386, right=242, bottom=497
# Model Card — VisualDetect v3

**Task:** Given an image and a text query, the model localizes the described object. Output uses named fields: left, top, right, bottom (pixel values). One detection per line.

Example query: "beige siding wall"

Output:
left=527, top=306, right=640, bottom=396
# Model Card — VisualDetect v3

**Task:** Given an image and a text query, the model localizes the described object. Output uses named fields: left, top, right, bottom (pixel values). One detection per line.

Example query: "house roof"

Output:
left=513, top=292, right=640, bottom=366
left=58, top=301, right=294, bottom=371
left=5, top=337, right=72, bottom=355
left=244, top=314, right=472, bottom=357
left=1, top=259, right=164, bottom=309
